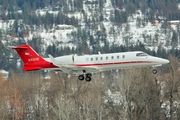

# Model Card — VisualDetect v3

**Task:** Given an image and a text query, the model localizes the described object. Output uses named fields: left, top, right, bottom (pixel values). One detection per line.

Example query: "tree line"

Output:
left=0, top=55, right=179, bottom=120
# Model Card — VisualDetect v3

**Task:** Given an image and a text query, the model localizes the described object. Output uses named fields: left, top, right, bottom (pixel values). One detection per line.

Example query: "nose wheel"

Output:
left=152, top=69, right=157, bottom=74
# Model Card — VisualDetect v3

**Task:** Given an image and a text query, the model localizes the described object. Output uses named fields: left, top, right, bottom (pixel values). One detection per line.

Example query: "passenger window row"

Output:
left=87, top=55, right=125, bottom=61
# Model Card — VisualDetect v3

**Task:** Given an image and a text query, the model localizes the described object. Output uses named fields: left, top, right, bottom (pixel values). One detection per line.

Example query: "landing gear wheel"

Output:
left=78, top=75, right=84, bottom=81
left=152, top=69, right=157, bottom=74
left=86, top=73, right=92, bottom=77
left=85, top=76, right=91, bottom=82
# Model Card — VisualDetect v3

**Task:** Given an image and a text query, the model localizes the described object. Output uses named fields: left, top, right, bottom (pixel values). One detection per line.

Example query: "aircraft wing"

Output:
left=62, top=64, right=98, bottom=73
left=48, top=54, right=99, bottom=74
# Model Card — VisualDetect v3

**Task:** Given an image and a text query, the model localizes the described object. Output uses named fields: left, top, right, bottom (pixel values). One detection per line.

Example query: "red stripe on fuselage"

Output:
left=74, top=61, right=154, bottom=67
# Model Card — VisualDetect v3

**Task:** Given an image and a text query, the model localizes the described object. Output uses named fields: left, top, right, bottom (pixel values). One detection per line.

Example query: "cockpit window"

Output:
left=136, top=53, right=148, bottom=57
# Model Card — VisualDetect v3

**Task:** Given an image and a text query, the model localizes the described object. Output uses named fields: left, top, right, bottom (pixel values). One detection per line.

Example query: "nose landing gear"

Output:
left=152, top=69, right=157, bottom=74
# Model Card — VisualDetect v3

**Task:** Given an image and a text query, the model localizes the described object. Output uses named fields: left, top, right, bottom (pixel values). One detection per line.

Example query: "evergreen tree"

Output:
left=125, top=2, right=136, bottom=15
left=28, top=37, right=43, bottom=55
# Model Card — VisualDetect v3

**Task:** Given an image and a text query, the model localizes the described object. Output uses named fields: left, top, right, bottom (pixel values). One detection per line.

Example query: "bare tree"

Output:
left=110, top=68, right=161, bottom=120
left=162, top=55, right=180, bottom=120
left=0, top=73, right=9, bottom=119
left=2, top=59, right=180, bottom=120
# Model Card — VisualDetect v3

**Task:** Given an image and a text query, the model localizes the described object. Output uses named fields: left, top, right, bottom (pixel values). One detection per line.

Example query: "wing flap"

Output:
left=61, top=65, right=98, bottom=74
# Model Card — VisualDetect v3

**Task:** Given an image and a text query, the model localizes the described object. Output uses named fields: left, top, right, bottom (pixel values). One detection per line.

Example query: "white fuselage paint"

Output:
left=44, top=51, right=169, bottom=74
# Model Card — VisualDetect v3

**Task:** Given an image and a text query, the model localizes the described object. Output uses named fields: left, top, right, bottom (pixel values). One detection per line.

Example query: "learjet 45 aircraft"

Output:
left=12, top=44, right=169, bottom=82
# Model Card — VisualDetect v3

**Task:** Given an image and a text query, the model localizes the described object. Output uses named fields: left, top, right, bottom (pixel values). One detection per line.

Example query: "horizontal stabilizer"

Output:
left=12, top=46, right=29, bottom=49
left=48, top=54, right=59, bottom=66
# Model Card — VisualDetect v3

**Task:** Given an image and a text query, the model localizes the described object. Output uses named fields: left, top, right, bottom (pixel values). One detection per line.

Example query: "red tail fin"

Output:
left=12, top=44, right=50, bottom=71
left=12, top=44, right=44, bottom=63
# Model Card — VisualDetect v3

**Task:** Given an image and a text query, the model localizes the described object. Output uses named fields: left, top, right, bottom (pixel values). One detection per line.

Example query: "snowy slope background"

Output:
left=0, top=0, right=178, bottom=51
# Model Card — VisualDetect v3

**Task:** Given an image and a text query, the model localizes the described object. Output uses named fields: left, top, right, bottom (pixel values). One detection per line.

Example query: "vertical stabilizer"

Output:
left=12, top=44, right=52, bottom=71
left=12, top=44, right=44, bottom=63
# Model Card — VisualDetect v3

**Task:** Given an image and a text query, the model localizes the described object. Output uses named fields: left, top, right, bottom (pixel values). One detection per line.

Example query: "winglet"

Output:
left=48, top=54, right=59, bottom=66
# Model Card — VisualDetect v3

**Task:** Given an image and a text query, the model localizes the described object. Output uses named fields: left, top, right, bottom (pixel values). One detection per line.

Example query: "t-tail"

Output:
left=12, top=44, right=57, bottom=71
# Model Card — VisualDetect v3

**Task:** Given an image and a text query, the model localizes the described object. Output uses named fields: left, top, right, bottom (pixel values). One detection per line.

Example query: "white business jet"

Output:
left=12, top=44, right=169, bottom=82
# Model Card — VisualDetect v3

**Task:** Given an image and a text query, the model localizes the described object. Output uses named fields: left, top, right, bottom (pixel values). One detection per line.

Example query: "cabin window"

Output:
left=117, top=55, right=119, bottom=59
left=100, top=57, right=103, bottom=60
left=96, top=57, right=98, bottom=61
left=106, top=56, right=108, bottom=60
left=91, top=58, right=93, bottom=61
left=122, top=55, right=125, bottom=59
left=86, top=58, right=89, bottom=61
left=111, top=56, right=114, bottom=59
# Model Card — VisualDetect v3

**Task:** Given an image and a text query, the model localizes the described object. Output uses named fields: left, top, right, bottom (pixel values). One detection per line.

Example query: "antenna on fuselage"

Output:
left=98, top=51, right=101, bottom=55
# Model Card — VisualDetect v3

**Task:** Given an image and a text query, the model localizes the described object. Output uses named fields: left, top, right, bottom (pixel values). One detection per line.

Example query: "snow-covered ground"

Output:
left=0, top=70, right=9, bottom=80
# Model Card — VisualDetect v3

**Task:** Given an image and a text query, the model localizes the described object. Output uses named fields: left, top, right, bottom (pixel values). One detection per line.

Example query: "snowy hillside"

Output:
left=1, top=0, right=178, bottom=54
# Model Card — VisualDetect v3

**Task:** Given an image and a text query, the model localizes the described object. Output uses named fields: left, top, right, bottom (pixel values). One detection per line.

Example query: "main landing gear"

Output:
left=78, top=73, right=92, bottom=82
